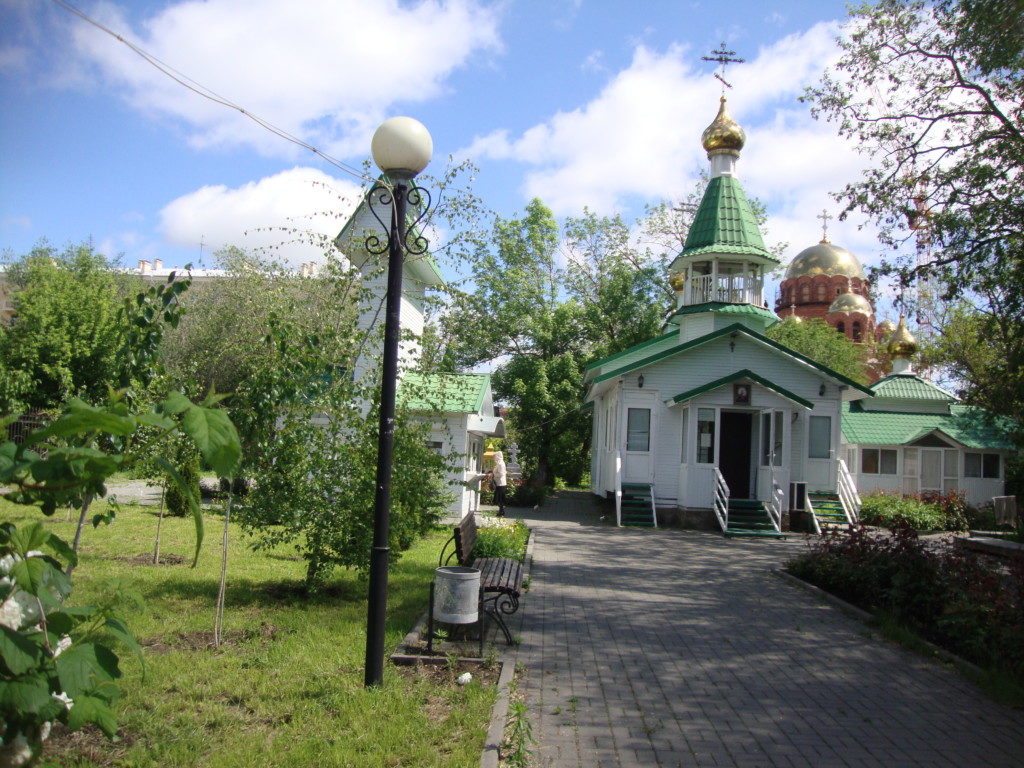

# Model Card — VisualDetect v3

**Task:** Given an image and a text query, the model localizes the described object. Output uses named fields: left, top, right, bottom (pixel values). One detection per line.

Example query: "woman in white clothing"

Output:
left=488, top=450, right=508, bottom=517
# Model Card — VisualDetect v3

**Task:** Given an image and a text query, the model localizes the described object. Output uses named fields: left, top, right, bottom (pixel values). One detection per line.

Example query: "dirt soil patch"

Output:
left=118, top=552, right=187, bottom=566
left=141, top=622, right=288, bottom=653
left=44, top=722, right=136, bottom=767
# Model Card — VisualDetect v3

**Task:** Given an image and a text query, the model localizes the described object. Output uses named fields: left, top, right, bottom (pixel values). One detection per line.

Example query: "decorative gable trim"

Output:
left=590, top=322, right=874, bottom=395
left=666, top=369, right=814, bottom=410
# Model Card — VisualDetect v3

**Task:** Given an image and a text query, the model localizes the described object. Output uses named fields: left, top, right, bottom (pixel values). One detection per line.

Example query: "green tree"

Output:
left=806, top=0, right=1024, bottom=431
left=232, top=317, right=451, bottom=590
left=921, top=295, right=1024, bottom=444
left=443, top=200, right=592, bottom=486
left=0, top=244, right=125, bottom=412
left=562, top=209, right=664, bottom=359
left=161, top=247, right=359, bottom=397
left=766, top=317, right=869, bottom=385
left=806, top=0, right=1023, bottom=292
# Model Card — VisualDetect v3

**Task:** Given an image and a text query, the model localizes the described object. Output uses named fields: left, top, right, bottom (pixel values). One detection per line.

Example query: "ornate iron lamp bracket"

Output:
left=364, top=182, right=432, bottom=257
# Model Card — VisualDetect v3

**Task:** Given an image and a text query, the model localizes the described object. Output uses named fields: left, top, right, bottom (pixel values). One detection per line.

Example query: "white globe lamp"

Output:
left=370, top=117, right=433, bottom=179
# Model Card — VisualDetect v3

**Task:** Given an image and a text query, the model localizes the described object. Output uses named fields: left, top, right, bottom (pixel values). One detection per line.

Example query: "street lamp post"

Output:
left=363, top=117, right=433, bottom=688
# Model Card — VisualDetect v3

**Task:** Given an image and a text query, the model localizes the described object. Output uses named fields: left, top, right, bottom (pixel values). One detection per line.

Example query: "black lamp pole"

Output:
left=362, top=116, right=432, bottom=688
left=364, top=176, right=409, bottom=688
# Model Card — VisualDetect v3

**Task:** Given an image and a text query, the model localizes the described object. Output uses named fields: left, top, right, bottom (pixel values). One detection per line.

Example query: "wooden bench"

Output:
left=439, top=513, right=524, bottom=644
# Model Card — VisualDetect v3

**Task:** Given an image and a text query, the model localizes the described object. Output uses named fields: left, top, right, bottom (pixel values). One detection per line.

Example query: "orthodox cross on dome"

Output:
left=702, top=43, right=744, bottom=94
left=817, top=209, right=833, bottom=243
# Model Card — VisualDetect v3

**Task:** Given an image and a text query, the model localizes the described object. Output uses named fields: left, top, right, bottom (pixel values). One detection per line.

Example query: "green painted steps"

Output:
left=724, top=498, right=786, bottom=539
left=620, top=483, right=656, bottom=527
left=808, top=491, right=849, bottom=528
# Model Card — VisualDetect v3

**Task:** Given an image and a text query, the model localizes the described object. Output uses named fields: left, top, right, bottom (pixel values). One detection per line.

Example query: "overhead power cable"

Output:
left=49, top=0, right=379, bottom=186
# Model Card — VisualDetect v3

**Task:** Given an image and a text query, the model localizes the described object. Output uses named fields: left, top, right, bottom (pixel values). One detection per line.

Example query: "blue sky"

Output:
left=1, top=0, right=893, bottom=300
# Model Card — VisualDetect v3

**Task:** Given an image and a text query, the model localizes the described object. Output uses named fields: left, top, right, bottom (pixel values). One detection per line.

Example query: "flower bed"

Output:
left=786, top=521, right=1024, bottom=687
left=472, top=517, right=529, bottom=561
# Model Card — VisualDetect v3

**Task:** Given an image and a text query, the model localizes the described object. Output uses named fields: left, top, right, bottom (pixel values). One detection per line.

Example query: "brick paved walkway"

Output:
left=508, top=491, right=1024, bottom=768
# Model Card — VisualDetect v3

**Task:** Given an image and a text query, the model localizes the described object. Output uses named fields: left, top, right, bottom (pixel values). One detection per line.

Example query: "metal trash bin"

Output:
left=433, top=566, right=481, bottom=624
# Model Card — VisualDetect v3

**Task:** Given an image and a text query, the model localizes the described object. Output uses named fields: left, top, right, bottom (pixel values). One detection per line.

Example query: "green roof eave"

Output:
left=669, top=301, right=780, bottom=324
left=673, top=244, right=780, bottom=263
left=584, top=331, right=678, bottom=372
left=590, top=322, right=875, bottom=396
left=667, top=368, right=814, bottom=409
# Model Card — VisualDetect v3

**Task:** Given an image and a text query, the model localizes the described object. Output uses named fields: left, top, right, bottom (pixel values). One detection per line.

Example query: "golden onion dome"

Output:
left=877, top=319, right=896, bottom=335
left=784, top=241, right=866, bottom=280
left=828, top=292, right=873, bottom=315
left=701, top=97, right=745, bottom=153
left=887, top=315, right=918, bottom=358
left=668, top=271, right=686, bottom=292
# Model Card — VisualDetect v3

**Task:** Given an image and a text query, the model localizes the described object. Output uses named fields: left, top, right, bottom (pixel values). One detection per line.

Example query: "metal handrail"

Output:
left=614, top=451, right=623, bottom=527
left=806, top=491, right=822, bottom=535
left=765, top=464, right=784, bottom=532
left=649, top=488, right=658, bottom=529
left=713, top=468, right=730, bottom=533
left=837, top=459, right=861, bottom=524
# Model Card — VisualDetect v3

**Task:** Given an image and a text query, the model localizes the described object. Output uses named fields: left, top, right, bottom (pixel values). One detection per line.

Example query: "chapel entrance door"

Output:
left=719, top=411, right=753, bottom=498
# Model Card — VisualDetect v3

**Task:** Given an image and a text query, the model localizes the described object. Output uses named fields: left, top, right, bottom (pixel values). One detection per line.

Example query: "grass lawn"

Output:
left=0, top=498, right=496, bottom=768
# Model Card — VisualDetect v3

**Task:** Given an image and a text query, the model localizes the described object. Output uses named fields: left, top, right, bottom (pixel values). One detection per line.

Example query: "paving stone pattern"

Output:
left=508, top=492, right=1024, bottom=768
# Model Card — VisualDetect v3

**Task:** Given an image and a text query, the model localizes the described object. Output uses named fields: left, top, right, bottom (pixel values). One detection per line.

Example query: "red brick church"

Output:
left=773, top=231, right=895, bottom=381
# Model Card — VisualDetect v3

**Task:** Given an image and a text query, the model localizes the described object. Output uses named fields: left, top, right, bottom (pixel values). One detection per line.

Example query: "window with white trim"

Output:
left=861, top=448, right=897, bottom=474
left=626, top=408, right=651, bottom=452
left=808, top=416, right=831, bottom=459
left=965, top=452, right=1001, bottom=479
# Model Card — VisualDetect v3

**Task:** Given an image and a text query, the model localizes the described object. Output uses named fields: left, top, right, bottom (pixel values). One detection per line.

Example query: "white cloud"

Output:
left=460, top=20, right=894, bottom=275
left=464, top=23, right=847, bottom=217
left=158, top=167, right=363, bottom=267
left=69, top=0, right=501, bottom=158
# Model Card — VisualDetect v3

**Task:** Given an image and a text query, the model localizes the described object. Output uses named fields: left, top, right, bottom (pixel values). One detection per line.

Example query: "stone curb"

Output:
left=770, top=568, right=984, bottom=678
left=480, top=523, right=535, bottom=768
left=480, top=659, right=516, bottom=768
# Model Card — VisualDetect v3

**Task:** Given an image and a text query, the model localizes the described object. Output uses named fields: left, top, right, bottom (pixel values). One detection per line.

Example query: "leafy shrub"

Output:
left=472, top=518, right=529, bottom=561
left=786, top=522, right=1024, bottom=684
left=860, top=491, right=946, bottom=530
left=918, top=490, right=970, bottom=531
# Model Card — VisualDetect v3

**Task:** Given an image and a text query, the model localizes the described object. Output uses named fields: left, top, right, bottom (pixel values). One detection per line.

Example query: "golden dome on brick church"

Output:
left=701, top=97, right=745, bottom=153
left=828, top=292, right=873, bottom=315
left=785, top=240, right=866, bottom=280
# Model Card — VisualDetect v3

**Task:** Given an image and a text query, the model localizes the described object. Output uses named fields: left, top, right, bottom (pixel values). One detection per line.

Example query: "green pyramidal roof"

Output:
left=681, top=176, right=777, bottom=263
left=870, top=374, right=957, bottom=402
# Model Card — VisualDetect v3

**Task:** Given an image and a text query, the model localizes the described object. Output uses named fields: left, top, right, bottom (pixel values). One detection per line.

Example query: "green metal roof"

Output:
left=668, top=369, right=814, bottom=409
left=681, top=176, right=778, bottom=263
left=669, top=301, right=780, bottom=325
left=399, top=372, right=489, bottom=413
left=870, top=374, right=957, bottom=402
left=584, top=331, right=678, bottom=371
left=841, top=402, right=1012, bottom=449
left=590, top=322, right=874, bottom=395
